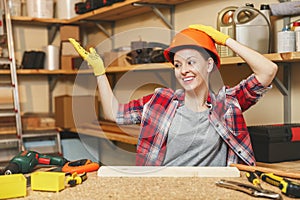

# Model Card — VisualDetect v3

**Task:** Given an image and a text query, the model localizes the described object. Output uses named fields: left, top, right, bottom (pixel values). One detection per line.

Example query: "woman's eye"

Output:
left=187, top=60, right=196, bottom=65
left=174, top=63, right=181, bottom=68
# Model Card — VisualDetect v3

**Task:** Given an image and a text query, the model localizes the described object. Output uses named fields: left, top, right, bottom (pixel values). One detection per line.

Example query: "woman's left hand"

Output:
left=189, top=24, right=229, bottom=46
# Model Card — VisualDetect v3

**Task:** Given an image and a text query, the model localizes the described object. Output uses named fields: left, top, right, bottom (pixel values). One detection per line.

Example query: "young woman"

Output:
left=69, top=24, right=278, bottom=167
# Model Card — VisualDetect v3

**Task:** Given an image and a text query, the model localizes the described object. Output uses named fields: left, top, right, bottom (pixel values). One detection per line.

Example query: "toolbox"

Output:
left=248, top=124, right=300, bottom=163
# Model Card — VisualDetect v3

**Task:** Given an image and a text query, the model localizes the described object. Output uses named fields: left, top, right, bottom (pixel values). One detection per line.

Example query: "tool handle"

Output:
left=246, top=171, right=260, bottom=186
left=281, top=179, right=300, bottom=198
left=230, top=163, right=300, bottom=179
left=258, top=171, right=300, bottom=198
left=259, top=172, right=282, bottom=187
left=38, top=154, right=68, bottom=166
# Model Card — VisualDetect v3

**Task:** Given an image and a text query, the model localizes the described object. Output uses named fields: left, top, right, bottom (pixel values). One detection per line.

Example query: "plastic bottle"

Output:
left=293, top=22, right=300, bottom=52
left=233, top=4, right=271, bottom=54
left=260, top=4, right=271, bottom=24
left=217, top=6, right=237, bottom=57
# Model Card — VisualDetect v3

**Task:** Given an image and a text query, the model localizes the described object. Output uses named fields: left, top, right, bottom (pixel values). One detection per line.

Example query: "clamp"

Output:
left=66, top=172, right=87, bottom=187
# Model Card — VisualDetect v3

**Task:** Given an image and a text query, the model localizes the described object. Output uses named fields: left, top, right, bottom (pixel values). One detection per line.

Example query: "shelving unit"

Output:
left=3, top=0, right=298, bottom=127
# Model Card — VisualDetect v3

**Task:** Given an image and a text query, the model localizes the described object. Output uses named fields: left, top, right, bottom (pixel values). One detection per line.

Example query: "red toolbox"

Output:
left=248, top=124, right=300, bottom=163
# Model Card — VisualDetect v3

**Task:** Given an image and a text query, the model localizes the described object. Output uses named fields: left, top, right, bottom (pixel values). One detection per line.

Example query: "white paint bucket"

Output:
left=27, top=0, right=53, bottom=18
left=56, top=0, right=80, bottom=19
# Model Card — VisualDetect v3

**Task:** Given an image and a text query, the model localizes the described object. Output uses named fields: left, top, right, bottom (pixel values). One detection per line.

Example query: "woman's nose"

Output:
left=180, top=63, right=190, bottom=74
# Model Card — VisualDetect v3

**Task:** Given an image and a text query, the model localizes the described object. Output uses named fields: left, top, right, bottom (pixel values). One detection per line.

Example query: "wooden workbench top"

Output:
left=20, top=171, right=294, bottom=200
left=18, top=161, right=300, bottom=200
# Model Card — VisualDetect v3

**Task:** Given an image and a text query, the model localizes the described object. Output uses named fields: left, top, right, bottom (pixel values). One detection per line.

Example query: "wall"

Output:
left=8, top=0, right=300, bottom=126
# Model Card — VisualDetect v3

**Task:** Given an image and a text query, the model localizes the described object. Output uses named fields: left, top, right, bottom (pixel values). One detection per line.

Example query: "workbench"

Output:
left=15, top=160, right=300, bottom=200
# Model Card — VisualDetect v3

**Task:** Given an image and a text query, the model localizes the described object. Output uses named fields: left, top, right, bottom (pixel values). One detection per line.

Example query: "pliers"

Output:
left=216, top=177, right=282, bottom=199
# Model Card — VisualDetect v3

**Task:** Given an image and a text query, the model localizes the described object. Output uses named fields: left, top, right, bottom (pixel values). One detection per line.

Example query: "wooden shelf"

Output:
left=1, top=51, right=299, bottom=75
left=221, top=52, right=300, bottom=65
left=0, top=63, right=173, bottom=75
left=12, top=0, right=192, bottom=25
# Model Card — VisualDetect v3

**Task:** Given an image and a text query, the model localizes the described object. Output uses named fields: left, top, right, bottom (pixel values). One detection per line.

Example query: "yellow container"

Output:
left=31, top=171, right=65, bottom=192
left=0, top=174, right=26, bottom=199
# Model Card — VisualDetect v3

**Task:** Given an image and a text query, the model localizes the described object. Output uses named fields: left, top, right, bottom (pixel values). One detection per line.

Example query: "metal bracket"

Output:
left=272, top=63, right=292, bottom=123
left=80, top=20, right=115, bottom=49
left=48, top=75, right=59, bottom=113
left=132, top=2, right=175, bottom=30
left=47, top=24, right=60, bottom=44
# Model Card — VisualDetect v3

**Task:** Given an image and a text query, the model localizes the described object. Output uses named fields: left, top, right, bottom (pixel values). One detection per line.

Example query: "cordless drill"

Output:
left=3, top=150, right=68, bottom=175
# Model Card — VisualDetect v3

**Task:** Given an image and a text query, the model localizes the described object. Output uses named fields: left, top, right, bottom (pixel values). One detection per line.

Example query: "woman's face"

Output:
left=173, top=48, right=212, bottom=92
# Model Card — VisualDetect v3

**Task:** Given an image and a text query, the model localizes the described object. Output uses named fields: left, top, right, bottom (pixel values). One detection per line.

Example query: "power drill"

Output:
left=3, top=150, right=68, bottom=175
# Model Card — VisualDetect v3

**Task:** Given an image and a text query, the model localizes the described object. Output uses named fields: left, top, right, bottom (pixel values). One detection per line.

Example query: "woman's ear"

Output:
left=207, top=57, right=214, bottom=72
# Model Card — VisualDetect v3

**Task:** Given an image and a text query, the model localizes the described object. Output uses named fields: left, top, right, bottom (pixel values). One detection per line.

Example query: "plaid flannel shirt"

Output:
left=116, top=74, right=271, bottom=166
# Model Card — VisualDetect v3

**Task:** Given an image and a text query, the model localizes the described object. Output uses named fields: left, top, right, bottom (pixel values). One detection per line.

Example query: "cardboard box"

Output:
left=55, top=95, right=99, bottom=129
left=60, top=25, right=80, bottom=41
left=61, top=41, right=79, bottom=56
left=60, top=55, right=83, bottom=70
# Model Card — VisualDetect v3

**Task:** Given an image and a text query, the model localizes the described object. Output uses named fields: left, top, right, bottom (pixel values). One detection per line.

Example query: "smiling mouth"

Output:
left=183, top=77, right=194, bottom=82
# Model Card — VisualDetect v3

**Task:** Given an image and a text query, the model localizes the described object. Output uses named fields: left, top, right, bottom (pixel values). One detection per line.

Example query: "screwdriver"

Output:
left=246, top=171, right=262, bottom=188
left=255, top=171, right=300, bottom=198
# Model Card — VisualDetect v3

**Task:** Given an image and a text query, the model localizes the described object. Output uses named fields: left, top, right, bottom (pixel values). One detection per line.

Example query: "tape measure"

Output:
left=62, top=159, right=100, bottom=174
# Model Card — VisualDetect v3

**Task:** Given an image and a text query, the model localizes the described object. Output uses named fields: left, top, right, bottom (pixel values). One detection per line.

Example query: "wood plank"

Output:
left=98, top=166, right=240, bottom=177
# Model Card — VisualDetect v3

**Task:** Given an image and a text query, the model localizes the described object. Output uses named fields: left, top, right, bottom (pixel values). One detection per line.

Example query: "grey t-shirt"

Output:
left=163, top=105, right=227, bottom=166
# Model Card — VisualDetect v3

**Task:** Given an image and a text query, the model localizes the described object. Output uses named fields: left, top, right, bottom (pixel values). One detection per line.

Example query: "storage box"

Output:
left=248, top=124, right=300, bottom=163
left=61, top=41, right=80, bottom=56
left=55, top=95, right=99, bottom=129
left=60, top=25, right=80, bottom=41
left=22, top=112, right=55, bottom=129
left=31, top=172, right=65, bottom=192
left=0, top=174, right=26, bottom=199
left=60, top=55, right=83, bottom=70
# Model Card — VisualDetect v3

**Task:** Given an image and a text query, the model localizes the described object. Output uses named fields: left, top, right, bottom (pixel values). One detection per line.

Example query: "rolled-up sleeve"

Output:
left=116, top=94, right=153, bottom=125
left=227, top=74, right=272, bottom=111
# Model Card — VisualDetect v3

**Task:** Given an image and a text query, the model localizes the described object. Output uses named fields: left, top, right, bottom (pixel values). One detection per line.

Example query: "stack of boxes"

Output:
left=59, top=25, right=83, bottom=70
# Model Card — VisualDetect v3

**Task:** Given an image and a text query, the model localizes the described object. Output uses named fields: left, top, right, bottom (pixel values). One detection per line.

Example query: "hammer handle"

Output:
left=231, top=163, right=300, bottom=179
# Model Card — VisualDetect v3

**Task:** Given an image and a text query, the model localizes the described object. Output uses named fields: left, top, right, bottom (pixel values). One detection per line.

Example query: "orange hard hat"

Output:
left=164, top=28, right=220, bottom=68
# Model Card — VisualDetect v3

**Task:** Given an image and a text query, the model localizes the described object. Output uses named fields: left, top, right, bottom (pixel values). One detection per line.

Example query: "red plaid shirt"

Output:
left=116, top=74, right=271, bottom=166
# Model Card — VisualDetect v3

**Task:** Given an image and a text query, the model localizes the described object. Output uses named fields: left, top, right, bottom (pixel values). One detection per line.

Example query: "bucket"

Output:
left=233, top=5, right=271, bottom=54
left=56, top=0, right=80, bottom=19
left=27, top=0, right=53, bottom=18
left=8, top=0, right=21, bottom=16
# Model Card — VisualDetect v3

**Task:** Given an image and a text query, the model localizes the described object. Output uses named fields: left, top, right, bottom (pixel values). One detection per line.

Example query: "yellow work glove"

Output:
left=69, top=38, right=105, bottom=76
left=188, top=24, right=230, bottom=45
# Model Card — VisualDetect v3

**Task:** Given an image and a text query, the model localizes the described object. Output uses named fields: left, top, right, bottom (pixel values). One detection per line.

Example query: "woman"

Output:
left=69, top=24, right=278, bottom=167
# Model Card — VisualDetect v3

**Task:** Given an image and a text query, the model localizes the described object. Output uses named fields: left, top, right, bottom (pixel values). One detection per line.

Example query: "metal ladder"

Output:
left=0, top=0, right=62, bottom=160
left=0, top=0, right=23, bottom=161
